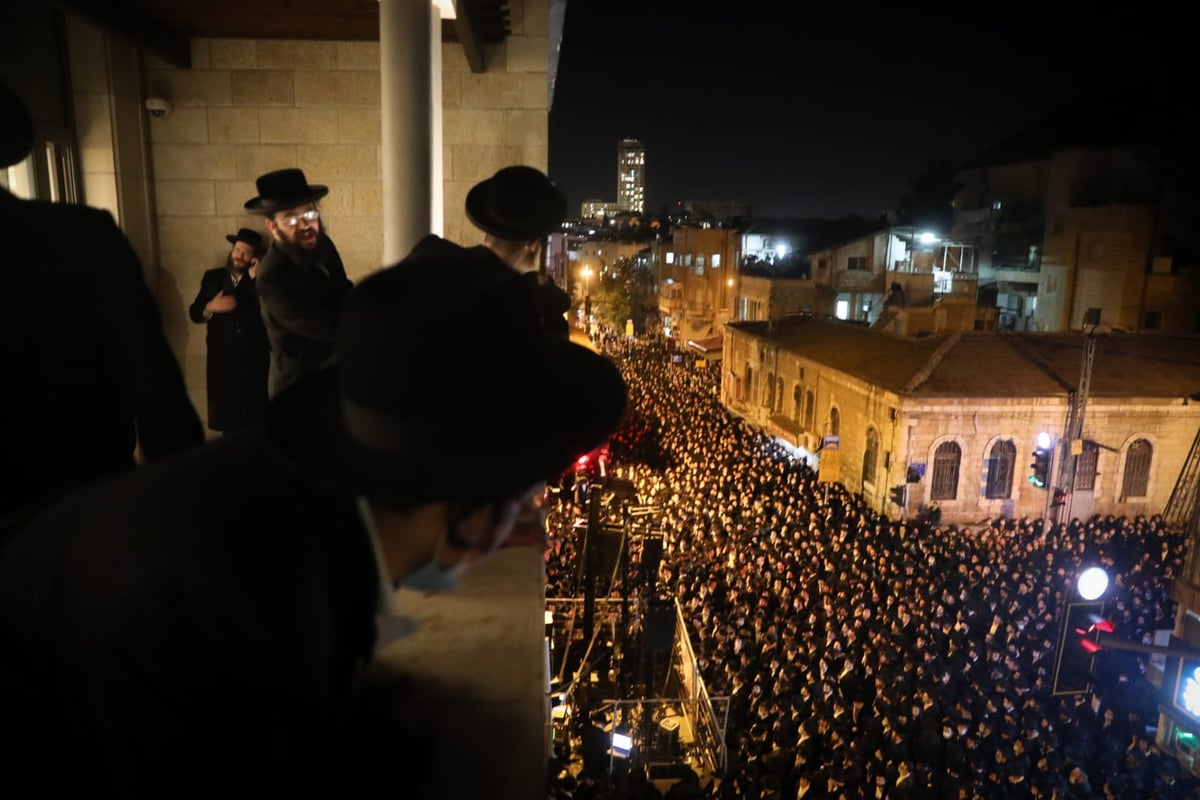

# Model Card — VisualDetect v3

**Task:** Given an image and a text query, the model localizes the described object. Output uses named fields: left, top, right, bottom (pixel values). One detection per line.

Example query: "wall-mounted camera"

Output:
left=144, top=96, right=172, bottom=119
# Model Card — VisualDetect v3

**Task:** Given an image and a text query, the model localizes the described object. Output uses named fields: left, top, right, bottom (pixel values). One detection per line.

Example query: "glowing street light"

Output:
left=1077, top=567, right=1109, bottom=601
left=582, top=266, right=593, bottom=296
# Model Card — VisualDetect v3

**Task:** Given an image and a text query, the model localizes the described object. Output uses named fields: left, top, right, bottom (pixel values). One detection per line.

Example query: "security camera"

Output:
left=144, top=97, right=172, bottom=119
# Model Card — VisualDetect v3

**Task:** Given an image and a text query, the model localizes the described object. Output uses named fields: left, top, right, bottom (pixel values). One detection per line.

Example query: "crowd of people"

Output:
left=547, top=334, right=1196, bottom=800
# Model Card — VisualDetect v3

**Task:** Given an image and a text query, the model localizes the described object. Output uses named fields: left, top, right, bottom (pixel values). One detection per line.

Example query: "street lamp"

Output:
left=582, top=266, right=593, bottom=297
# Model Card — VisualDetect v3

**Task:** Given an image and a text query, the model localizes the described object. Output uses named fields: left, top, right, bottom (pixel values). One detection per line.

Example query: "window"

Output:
left=765, top=372, right=775, bottom=409
left=712, top=253, right=721, bottom=268
left=1074, top=441, right=1099, bottom=491
left=683, top=254, right=693, bottom=267
left=775, top=378, right=784, bottom=413
left=1143, top=311, right=1163, bottom=331
left=744, top=364, right=754, bottom=403
left=818, top=258, right=829, bottom=272
left=1121, top=439, right=1152, bottom=498
left=665, top=252, right=675, bottom=264
left=803, top=390, right=815, bottom=431
left=931, top=441, right=961, bottom=501
left=847, top=256, right=868, bottom=271
left=829, top=407, right=840, bottom=437
left=862, top=428, right=880, bottom=488
left=984, top=440, right=1016, bottom=499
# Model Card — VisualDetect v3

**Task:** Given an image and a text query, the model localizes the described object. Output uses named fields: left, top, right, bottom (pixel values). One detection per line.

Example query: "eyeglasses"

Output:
left=277, top=209, right=319, bottom=227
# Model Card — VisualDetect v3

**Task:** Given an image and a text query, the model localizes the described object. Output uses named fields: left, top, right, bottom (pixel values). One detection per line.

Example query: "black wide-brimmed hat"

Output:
left=225, top=227, right=264, bottom=250
left=265, top=234, right=627, bottom=507
left=244, top=168, right=329, bottom=215
left=465, top=165, right=568, bottom=240
left=0, top=78, right=34, bottom=169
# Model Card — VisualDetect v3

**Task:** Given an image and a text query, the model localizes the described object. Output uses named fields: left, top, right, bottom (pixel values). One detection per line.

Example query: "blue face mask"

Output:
left=399, top=558, right=465, bottom=593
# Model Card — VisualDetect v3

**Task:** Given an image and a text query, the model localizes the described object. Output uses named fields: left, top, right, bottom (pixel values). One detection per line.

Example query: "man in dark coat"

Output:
left=0, top=78, right=203, bottom=524
left=466, top=165, right=572, bottom=338
left=0, top=236, right=628, bottom=797
left=246, top=168, right=353, bottom=398
left=188, top=227, right=270, bottom=433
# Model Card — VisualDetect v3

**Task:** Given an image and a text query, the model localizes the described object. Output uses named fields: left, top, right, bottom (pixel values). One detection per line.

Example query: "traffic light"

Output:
left=889, top=486, right=907, bottom=507
left=1052, top=601, right=1113, bottom=695
left=1029, top=447, right=1051, bottom=488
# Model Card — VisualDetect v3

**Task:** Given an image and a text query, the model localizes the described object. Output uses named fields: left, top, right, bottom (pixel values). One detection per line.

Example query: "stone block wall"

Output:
left=135, top=0, right=549, bottom=421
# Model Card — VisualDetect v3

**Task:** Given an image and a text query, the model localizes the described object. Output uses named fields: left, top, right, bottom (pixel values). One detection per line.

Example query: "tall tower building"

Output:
left=617, top=138, right=645, bottom=213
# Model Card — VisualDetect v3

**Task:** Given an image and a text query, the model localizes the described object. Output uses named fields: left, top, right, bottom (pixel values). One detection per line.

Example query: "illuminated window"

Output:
left=712, top=254, right=721, bottom=268
left=1121, top=439, right=1152, bottom=498
left=931, top=441, right=961, bottom=501
left=665, top=252, right=675, bottom=265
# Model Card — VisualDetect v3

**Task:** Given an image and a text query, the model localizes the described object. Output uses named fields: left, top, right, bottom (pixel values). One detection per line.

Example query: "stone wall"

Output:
left=136, top=0, right=549, bottom=422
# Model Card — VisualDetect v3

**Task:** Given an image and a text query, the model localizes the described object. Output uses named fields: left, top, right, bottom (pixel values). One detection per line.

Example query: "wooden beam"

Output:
left=452, top=0, right=487, bottom=73
left=51, top=0, right=191, bottom=68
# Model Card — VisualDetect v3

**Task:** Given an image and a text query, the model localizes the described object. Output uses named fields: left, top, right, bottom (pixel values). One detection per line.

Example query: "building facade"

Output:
left=953, top=139, right=1200, bottom=334
left=617, top=137, right=644, bottom=213
left=722, top=317, right=1200, bottom=524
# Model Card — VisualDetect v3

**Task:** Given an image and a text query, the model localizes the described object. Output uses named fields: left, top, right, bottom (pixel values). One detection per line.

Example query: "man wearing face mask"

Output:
left=0, top=237, right=628, bottom=797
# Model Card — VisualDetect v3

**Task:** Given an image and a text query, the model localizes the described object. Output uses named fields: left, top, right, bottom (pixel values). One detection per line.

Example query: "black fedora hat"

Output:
left=265, top=234, right=627, bottom=507
left=0, top=78, right=34, bottom=169
left=244, top=168, right=329, bottom=215
left=225, top=227, right=264, bottom=250
left=465, top=165, right=568, bottom=241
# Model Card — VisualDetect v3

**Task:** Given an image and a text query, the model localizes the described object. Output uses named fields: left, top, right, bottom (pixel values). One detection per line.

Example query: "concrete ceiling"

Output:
left=50, top=0, right=511, bottom=71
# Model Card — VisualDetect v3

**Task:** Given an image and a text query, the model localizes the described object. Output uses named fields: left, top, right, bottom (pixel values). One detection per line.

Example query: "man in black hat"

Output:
left=188, top=227, right=270, bottom=434
left=245, top=168, right=352, bottom=397
left=467, top=165, right=572, bottom=338
left=0, top=236, right=628, bottom=796
left=0, top=77, right=203, bottom=524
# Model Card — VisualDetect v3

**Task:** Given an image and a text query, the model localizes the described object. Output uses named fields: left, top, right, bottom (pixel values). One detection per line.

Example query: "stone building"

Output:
left=722, top=316, right=1200, bottom=524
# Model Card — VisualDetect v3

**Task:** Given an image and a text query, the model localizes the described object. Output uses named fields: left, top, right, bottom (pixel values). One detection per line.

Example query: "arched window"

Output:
left=1121, top=439, right=1152, bottom=498
left=803, top=390, right=815, bottom=431
left=775, top=378, right=784, bottom=413
left=829, top=407, right=840, bottom=437
left=1074, top=441, right=1099, bottom=491
left=984, top=440, right=1016, bottom=499
left=765, top=372, right=775, bottom=409
left=861, top=428, right=880, bottom=487
left=792, top=385, right=803, bottom=423
left=744, top=364, right=753, bottom=402
left=931, top=441, right=961, bottom=501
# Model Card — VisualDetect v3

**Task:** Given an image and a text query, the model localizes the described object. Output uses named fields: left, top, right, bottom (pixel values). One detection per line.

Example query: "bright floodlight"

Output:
left=1036, top=431, right=1053, bottom=450
left=1077, top=567, right=1109, bottom=600
left=918, top=231, right=939, bottom=244
left=775, top=244, right=788, bottom=258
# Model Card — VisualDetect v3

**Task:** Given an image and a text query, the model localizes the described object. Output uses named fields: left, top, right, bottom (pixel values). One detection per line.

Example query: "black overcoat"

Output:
left=256, top=234, right=352, bottom=398
left=0, top=189, right=203, bottom=522
left=188, top=266, right=270, bottom=431
left=0, top=431, right=380, bottom=796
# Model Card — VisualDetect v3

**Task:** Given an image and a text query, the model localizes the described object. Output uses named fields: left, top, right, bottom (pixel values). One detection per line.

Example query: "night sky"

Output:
left=548, top=2, right=1180, bottom=220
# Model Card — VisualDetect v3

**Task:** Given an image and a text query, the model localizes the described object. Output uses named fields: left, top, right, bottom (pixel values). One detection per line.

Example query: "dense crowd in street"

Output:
left=547, top=333, right=1196, bottom=800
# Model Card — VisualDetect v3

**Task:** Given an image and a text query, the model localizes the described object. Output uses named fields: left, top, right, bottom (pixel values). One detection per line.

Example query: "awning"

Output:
left=686, top=335, right=724, bottom=358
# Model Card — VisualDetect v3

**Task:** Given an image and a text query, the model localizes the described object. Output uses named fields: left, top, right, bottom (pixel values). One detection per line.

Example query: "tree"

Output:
left=589, top=256, right=658, bottom=333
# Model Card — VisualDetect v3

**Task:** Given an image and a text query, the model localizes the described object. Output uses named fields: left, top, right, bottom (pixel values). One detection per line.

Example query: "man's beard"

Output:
left=277, top=224, right=320, bottom=250
left=225, top=253, right=249, bottom=274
